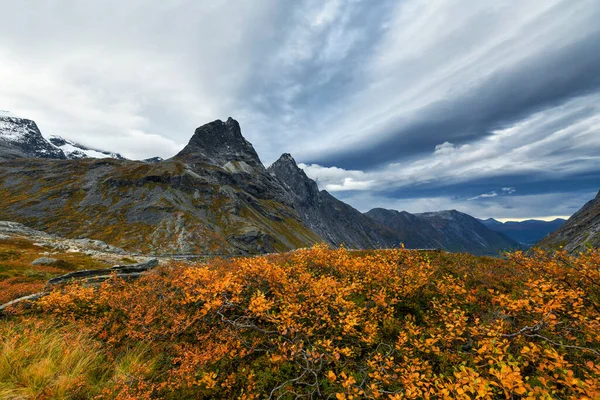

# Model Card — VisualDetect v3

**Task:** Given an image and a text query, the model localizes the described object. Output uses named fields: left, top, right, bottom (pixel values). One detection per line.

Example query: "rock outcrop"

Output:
left=47, top=258, right=159, bottom=286
left=174, top=118, right=263, bottom=170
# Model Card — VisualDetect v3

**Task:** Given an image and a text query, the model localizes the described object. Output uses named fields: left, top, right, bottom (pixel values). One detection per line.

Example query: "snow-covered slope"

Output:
left=0, top=110, right=129, bottom=161
left=48, top=135, right=126, bottom=160
left=0, top=111, right=66, bottom=161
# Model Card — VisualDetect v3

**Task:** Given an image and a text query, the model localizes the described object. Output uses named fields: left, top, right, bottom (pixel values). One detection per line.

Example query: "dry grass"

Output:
left=0, top=321, right=106, bottom=399
left=0, top=320, right=156, bottom=399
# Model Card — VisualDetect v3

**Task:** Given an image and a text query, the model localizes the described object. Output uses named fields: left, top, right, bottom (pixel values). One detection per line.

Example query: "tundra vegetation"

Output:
left=1, top=245, right=599, bottom=399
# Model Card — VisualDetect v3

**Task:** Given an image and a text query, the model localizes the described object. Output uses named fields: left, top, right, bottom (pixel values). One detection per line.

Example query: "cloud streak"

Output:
left=0, top=0, right=598, bottom=219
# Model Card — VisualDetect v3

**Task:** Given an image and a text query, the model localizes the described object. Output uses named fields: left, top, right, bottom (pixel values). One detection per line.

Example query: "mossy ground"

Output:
left=0, top=237, right=119, bottom=304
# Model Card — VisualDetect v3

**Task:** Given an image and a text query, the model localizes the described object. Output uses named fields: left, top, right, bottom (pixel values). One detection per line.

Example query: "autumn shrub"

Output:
left=3, top=245, right=600, bottom=399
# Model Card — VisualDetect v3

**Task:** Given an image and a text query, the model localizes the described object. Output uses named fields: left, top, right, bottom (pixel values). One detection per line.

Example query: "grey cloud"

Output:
left=314, top=25, right=600, bottom=169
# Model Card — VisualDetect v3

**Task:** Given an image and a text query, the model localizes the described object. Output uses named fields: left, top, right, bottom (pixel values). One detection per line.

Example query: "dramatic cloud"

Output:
left=0, top=0, right=598, bottom=218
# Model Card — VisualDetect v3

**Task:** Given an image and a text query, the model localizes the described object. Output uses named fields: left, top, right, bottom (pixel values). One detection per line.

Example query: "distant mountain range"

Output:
left=537, top=191, right=600, bottom=253
left=0, top=112, right=527, bottom=255
left=479, top=218, right=566, bottom=247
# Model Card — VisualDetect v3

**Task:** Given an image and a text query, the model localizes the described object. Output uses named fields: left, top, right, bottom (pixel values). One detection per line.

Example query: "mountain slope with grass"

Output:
left=537, top=190, right=600, bottom=253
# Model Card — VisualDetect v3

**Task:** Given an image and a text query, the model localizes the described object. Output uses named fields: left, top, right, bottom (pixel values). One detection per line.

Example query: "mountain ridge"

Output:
left=367, top=208, right=520, bottom=255
left=0, top=118, right=323, bottom=255
left=0, top=113, right=526, bottom=256
left=267, top=153, right=401, bottom=249
left=480, top=217, right=566, bottom=246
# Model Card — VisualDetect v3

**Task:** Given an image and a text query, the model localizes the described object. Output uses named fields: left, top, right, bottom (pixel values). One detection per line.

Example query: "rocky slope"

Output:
left=367, top=208, right=520, bottom=255
left=537, top=190, right=600, bottom=253
left=0, top=111, right=65, bottom=161
left=0, top=118, right=322, bottom=255
left=268, top=154, right=401, bottom=249
left=48, top=135, right=126, bottom=160
left=480, top=218, right=566, bottom=247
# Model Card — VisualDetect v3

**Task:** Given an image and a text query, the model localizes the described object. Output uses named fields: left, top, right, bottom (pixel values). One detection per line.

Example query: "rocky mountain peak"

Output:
left=268, top=153, right=320, bottom=205
left=0, top=112, right=65, bottom=161
left=174, top=117, right=263, bottom=170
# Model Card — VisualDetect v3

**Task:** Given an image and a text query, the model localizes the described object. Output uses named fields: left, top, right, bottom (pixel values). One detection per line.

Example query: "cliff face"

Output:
left=537, top=190, right=600, bottom=253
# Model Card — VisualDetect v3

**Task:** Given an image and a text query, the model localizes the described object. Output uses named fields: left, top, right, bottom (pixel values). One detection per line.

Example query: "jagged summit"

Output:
left=268, top=153, right=320, bottom=205
left=174, top=117, right=263, bottom=171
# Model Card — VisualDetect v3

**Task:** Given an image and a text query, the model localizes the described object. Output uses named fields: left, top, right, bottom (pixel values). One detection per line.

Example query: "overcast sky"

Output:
left=1, top=0, right=599, bottom=220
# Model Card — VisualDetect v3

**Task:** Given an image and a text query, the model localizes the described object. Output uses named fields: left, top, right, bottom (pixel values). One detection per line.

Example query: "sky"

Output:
left=1, top=0, right=599, bottom=220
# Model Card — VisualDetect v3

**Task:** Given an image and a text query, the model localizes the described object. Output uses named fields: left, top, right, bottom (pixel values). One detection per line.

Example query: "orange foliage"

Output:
left=5, top=245, right=600, bottom=399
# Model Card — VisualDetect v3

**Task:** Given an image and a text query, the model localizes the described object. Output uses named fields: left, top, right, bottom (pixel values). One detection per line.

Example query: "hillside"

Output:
left=1, top=246, right=598, bottom=398
left=480, top=218, right=566, bottom=246
left=537, top=190, right=600, bottom=252
left=0, top=119, right=322, bottom=255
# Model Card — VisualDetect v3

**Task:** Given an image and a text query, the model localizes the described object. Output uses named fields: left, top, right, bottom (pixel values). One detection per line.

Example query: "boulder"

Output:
left=32, top=257, right=59, bottom=266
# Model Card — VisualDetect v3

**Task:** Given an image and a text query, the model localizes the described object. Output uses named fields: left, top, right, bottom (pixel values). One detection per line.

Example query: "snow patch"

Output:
left=48, top=135, right=125, bottom=160
left=0, top=114, right=31, bottom=142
